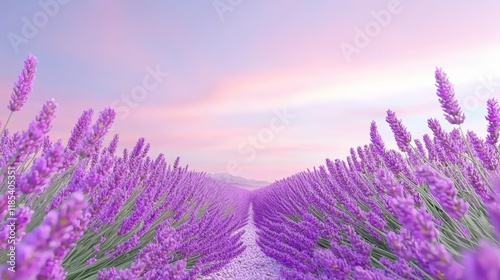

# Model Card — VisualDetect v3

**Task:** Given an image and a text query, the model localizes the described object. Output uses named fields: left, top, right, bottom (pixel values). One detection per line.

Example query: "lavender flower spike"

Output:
left=370, top=121, right=386, bottom=156
left=386, top=110, right=412, bottom=152
left=34, top=98, right=58, bottom=134
left=486, top=98, right=500, bottom=146
left=8, top=54, right=38, bottom=112
left=0, top=192, right=87, bottom=279
left=17, top=99, right=57, bottom=155
left=78, top=107, right=116, bottom=157
left=67, top=109, right=94, bottom=151
left=416, top=165, right=469, bottom=219
left=18, top=141, right=65, bottom=194
left=462, top=240, right=500, bottom=280
left=435, top=68, right=465, bottom=125
left=486, top=178, right=500, bottom=238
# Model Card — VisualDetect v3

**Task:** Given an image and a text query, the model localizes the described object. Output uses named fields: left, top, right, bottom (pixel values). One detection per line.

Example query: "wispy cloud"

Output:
left=1, top=1, right=500, bottom=181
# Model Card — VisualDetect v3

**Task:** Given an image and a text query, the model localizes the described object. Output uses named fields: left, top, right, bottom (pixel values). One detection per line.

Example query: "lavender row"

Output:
left=252, top=68, right=500, bottom=279
left=0, top=54, right=251, bottom=279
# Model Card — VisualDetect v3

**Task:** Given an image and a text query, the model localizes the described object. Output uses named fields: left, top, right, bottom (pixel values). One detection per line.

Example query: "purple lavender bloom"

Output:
left=349, top=148, right=363, bottom=172
left=83, top=151, right=114, bottom=194
left=382, top=150, right=405, bottom=178
left=392, top=195, right=440, bottom=242
left=46, top=163, right=87, bottom=213
left=464, top=163, right=492, bottom=203
left=435, top=67, right=465, bottom=124
left=343, top=225, right=371, bottom=267
left=0, top=206, right=33, bottom=250
left=386, top=229, right=417, bottom=260
left=370, top=121, right=386, bottom=156
left=67, top=109, right=93, bottom=151
left=428, top=118, right=451, bottom=149
left=313, top=250, right=351, bottom=278
left=376, top=168, right=403, bottom=197
left=34, top=99, right=57, bottom=135
left=102, top=227, right=181, bottom=277
left=14, top=99, right=58, bottom=164
left=8, top=54, right=38, bottom=112
left=38, top=258, right=66, bottom=280
left=352, top=266, right=387, bottom=280
left=0, top=193, right=87, bottom=279
left=78, top=107, right=116, bottom=158
left=414, top=138, right=427, bottom=159
left=386, top=110, right=412, bottom=152
left=17, top=140, right=65, bottom=194
left=415, top=165, right=469, bottom=219
left=173, top=156, right=180, bottom=170
left=462, top=241, right=500, bottom=280
left=45, top=192, right=88, bottom=241
left=0, top=203, right=7, bottom=223
left=97, top=266, right=143, bottom=280
left=0, top=225, right=53, bottom=279
left=131, top=137, right=146, bottom=158
left=41, top=135, right=51, bottom=153
left=423, top=134, right=437, bottom=161
left=467, top=131, right=499, bottom=171
left=487, top=201, right=500, bottom=239
left=106, top=134, right=119, bottom=155
left=106, top=234, right=139, bottom=258
left=417, top=241, right=462, bottom=279
left=380, top=257, right=413, bottom=278
left=37, top=194, right=89, bottom=279
left=142, top=260, right=191, bottom=280
left=486, top=98, right=500, bottom=146
left=86, top=256, right=97, bottom=265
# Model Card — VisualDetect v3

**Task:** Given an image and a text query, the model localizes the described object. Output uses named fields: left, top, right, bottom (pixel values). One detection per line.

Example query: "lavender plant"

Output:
left=0, top=55, right=250, bottom=280
left=252, top=68, right=500, bottom=279
left=4, top=54, right=500, bottom=280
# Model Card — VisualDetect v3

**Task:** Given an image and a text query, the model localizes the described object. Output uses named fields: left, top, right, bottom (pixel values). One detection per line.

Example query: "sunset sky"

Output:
left=1, top=1, right=500, bottom=181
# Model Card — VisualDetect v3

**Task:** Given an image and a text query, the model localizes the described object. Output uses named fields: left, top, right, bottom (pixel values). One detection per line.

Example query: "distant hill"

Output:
left=207, top=172, right=271, bottom=189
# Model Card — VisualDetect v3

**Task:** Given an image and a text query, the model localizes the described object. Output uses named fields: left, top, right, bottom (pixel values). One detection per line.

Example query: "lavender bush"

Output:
left=3, top=54, right=500, bottom=280
left=252, top=69, right=500, bottom=279
left=0, top=54, right=250, bottom=279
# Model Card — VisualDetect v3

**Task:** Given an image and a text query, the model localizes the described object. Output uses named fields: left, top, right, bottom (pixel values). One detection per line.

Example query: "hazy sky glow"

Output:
left=1, top=1, right=500, bottom=181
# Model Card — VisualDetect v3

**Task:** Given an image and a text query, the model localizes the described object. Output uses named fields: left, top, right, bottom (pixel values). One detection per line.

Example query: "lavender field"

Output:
left=0, top=51, right=499, bottom=279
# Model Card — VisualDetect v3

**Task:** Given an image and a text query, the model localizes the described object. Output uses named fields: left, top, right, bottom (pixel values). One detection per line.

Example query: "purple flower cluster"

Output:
left=4, top=56, right=500, bottom=280
left=77, top=107, right=116, bottom=158
left=386, top=110, right=412, bottom=153
left=8, top=54, right=38, bottom=112
left=486, top=98, right=500, bottom=146
left=415, top=165, right=469, bottom=219
left=0, top=193, right=87, bottom=279
left=434, top=68, right=465, bottom=125
left=251, top=68, right=500, bottom=279
left=0, top=56, right=252, bottom=280
left=17, top=140, right=65, bottom=194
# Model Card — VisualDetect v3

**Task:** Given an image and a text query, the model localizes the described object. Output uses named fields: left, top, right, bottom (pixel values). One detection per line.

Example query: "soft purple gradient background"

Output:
left=1, top=1, right=500, bottom=181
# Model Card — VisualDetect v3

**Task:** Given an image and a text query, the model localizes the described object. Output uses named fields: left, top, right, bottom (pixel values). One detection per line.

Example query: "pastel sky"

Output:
left=1, top=1, right=500, bottom=182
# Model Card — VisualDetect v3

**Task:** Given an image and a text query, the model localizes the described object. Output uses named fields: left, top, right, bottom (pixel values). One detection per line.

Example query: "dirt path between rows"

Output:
left=201, top=205, right=281, bottom=280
